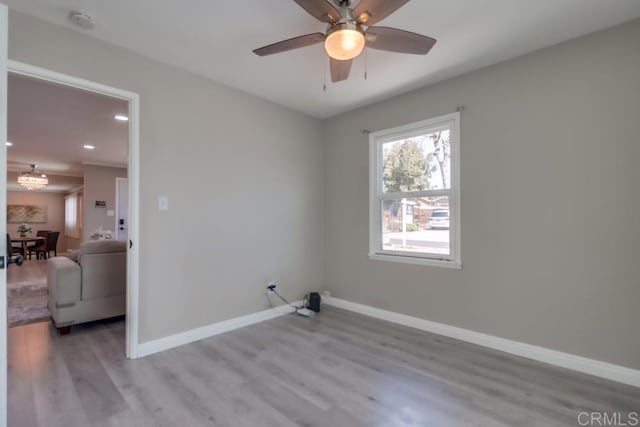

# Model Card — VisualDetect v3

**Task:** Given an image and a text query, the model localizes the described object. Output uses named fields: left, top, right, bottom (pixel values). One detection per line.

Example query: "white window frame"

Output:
left=368, top=112, right=461, bottom=268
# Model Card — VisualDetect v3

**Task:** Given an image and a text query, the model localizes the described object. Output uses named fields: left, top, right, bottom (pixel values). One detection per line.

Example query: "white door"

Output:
left=0, top=5, right=9, bottom=427
left=116, top=177, right=128, bottom=241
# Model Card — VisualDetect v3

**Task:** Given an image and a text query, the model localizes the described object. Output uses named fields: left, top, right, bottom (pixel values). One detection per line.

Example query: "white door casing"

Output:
left=6, top=60, right=141, bottom=361
left=0, top=6, right=8, bottom=427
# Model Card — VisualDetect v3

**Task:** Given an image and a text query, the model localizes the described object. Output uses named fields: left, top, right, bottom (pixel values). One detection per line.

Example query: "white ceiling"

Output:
left=4, top=1, right=640, bottom=118
left=7, top=73, right=129, bottom=178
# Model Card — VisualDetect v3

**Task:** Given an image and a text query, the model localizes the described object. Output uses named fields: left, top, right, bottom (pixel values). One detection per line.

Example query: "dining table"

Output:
left=11, top=236, right=45, bottom=260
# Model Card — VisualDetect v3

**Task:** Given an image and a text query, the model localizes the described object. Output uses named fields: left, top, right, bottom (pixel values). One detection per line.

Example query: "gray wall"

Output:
left=8, top=11, right=325, bottom=343
left=323, top=20, right=640, bottom=370
left=83, top=165, right=127, bottom=241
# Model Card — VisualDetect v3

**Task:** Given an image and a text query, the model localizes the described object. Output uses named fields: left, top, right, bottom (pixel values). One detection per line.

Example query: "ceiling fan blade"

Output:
left=293, top=0, right=341, bottom=24
left=253, top=33, right=325, bottom=56
left=330, top=57, right=352, bottom=82
left=366, top=27, right=436, bottom=54
left=353, top=0, right=410, bottom=26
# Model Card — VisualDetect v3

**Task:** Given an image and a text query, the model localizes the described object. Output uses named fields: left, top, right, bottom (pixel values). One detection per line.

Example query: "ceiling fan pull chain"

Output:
left=364, top=48, right=368, bottom=80
left=323, top=57, right=327, bottom=91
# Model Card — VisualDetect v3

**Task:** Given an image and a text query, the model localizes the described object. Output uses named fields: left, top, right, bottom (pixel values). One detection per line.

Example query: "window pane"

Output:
left=382, top=196, right=450, bottom=256
left=381, top=128, right=451, bottom=192
left=65, top=194, right=79, bottom=239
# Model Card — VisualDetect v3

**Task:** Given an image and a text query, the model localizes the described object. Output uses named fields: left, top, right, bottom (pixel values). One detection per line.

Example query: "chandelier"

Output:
left=17, top=164, right=48, bottom=190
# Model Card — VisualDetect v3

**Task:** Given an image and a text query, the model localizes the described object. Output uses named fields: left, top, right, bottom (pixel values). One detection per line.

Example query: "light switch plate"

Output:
left=158, top=196, right=169, bottom=210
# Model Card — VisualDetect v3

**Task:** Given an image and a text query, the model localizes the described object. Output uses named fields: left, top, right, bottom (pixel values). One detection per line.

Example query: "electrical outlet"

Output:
left=321, top=290, right=330, bottom=298
left=266, top=280, right=276, bottom=294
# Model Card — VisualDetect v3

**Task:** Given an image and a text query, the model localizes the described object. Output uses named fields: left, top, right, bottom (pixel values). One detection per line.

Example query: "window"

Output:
left=65, top=193, right=80, bottom=239
left=369, top=112, right=461, bottom=268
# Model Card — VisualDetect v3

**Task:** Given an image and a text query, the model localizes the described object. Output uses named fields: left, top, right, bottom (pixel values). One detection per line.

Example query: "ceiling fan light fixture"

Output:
left=324, top=23, right=365, bottom=61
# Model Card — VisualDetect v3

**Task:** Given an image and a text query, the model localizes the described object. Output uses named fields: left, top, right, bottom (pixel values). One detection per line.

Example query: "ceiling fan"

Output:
left=253, top=0, right=436, bottom=83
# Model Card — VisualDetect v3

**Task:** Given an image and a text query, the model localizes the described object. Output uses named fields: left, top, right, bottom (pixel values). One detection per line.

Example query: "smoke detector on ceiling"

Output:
left=69, top=11, right=95, bottom=29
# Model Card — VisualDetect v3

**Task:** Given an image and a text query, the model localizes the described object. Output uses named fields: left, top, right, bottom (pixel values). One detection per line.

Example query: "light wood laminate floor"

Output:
left=8, top=306, right=640, bottom=426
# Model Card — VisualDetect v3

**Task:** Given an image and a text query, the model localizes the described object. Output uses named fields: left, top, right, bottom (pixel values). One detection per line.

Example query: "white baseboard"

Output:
left=323, top=296, right=640, bottom=388
left=137, top=301, right=301, bottom=358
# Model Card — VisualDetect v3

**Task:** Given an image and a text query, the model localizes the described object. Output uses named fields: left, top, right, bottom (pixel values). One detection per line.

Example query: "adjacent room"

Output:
left=1, top=1, right=639, bottom=426
left=5, top=73, right=129, bottom=337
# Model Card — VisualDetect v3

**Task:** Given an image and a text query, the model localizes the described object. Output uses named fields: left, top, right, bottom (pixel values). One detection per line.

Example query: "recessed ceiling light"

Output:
left=83, top=144, right=95, bottom=150
left=114, top=115, right=129, bottom=122
left=6, top=141, right=13, bottom=146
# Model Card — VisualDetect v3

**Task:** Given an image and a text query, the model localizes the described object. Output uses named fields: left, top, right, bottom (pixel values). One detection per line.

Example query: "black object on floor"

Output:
left=308, top=292, right=321, bottom=312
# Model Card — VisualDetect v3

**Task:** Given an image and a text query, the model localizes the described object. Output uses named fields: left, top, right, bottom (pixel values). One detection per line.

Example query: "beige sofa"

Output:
left=47, top=240, right=127, bottom=334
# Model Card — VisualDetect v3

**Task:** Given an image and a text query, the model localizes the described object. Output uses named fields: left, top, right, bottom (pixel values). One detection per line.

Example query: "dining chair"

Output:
left=7, top=233, right=24, bottom=257
left=36, top=231, right=59, bottom=259
left=27, top=230, right=49, bottom=260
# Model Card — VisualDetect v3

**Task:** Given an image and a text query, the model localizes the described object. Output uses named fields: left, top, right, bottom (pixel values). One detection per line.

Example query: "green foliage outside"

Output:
left=383, top=141, right=427, bottom=193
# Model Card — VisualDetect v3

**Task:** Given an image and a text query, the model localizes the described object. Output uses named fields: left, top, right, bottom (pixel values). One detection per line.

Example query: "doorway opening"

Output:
left=5, top=61, right=140, bottom=358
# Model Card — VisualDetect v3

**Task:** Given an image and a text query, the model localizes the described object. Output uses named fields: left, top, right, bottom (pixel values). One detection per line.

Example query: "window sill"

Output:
left=368, top=253, right=462, bottom=269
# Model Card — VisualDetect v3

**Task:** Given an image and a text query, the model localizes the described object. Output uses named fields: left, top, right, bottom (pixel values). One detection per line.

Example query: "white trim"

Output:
left=323, top=297, right=640, bottom=388
left=368, top=112, right=461, bottom=267
left=379, top=188, right=450, bottom=200
left=7, top=61, right=136, bottom=101
left=126, top=89, right=141, bottom=359
left=368, top=253, right=462, bottom=269
left=137, top=302, right=302, bottom=358
left=0, top=6, right=8, bottom=427
left=7, top=60, right=141, bottom=359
